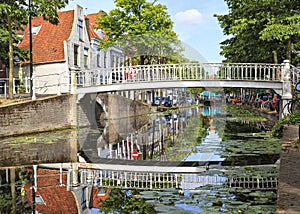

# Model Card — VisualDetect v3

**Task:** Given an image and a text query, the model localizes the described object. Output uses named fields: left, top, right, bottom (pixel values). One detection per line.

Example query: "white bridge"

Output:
left=70, top=60, right=300, bottom=97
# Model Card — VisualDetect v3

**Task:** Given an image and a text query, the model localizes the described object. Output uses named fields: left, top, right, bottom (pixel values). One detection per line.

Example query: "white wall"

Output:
left=33, top=62, right=70, bottom=94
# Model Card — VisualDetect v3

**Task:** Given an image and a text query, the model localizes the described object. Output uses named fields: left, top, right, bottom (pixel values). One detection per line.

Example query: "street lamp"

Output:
left=28, top=2, right=36, bottom=212
left=29, top=0, right=35, bottom=100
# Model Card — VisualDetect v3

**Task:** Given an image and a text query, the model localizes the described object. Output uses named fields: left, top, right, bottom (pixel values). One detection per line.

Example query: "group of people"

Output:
left=248, top=93, right=281, bottom=112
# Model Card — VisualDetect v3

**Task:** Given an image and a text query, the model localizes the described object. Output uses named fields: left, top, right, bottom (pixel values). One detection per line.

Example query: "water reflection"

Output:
left=81, top=107, right=204, bottom=163
left=0, top=129, right=77, bottom=167
left=0, top=104, right=280, bottom=213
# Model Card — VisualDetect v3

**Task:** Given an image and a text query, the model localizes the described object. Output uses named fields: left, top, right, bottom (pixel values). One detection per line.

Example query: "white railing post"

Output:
left=32, top=72, right=36, bottom=100
left=33, top=165, right=38, bottom=191
left=25, top=77, right=30, bottom=93
left=147, top=65, right=150, bottom=81
left=282, top=60, right=292, bottom=115
left=13, top=78, right=16, bottom=94
left=254, top=64, right=258, bottom=80
left=70, top=68, right=77, bottom=94
left=72, top=162, right=79, bottom=187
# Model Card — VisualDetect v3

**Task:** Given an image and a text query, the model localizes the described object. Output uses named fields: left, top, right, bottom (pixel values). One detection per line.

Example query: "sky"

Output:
left=64, top=0, right=229, bottom=62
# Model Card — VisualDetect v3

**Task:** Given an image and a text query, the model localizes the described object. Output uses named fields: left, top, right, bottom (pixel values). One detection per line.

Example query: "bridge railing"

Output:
left=76, top=168, right=278, bottom=191
left=225, top=176, right=278, bottom=190
left=290, top=65, right=300, bottom=85
left=74, top=63, right=284, bottom=88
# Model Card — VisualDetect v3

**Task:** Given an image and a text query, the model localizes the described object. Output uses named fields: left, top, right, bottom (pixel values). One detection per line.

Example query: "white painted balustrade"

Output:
left=77, top=168, right=278, bottom=191
left=75, top=63, right=285, bottom=87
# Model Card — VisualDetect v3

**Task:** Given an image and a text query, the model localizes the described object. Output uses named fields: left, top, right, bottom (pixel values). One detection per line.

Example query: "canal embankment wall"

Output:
left=0, top=94, right=77, bottom=137
left=0, top=93, right=152, bottom=138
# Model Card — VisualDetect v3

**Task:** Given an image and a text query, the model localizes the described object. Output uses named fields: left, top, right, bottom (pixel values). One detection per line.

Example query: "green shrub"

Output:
left=272, top=110, right=300, bottom=138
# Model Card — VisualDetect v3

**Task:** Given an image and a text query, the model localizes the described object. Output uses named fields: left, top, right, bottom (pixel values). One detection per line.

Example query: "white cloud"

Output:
left=175, top=9, right=203, bottom=25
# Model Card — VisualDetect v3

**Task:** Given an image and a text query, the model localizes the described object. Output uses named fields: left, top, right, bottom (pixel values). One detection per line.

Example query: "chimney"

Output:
left=85, top=17, right=91, bottom=41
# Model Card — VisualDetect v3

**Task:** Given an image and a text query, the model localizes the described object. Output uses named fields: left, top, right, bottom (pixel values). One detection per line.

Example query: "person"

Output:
left=272, top=94, right=277, bottom=111
left=275, top=95, right=281, bottom=112
left=250, top=95, right=255, bottom=106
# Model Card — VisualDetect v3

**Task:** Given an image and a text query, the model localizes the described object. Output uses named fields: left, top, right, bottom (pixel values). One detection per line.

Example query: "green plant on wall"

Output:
left=272, top=110, right=300, bottom=138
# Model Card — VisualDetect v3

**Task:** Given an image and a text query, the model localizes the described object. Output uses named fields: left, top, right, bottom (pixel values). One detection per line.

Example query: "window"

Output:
left=84, top=48, right=89, bottom=68
left=35, top=195, right=45, bottom=204
left=78, top=19, right=83, bottom=41
left=96, top=29, right=104, bottom=38
left=104, top=52, right=107, bottom=68
left=97, top=189, right=106, bottom=196
left=112, top=55, right=116, bottom=67
left=81, top=187, right=87, bottom=209
left=0, top=62, right=4, bottom=73
left=74, top=45, right=79, bottom=66
left=97, top=54, right=101, bottom=67
left=29, top=25, right=42, bottom=35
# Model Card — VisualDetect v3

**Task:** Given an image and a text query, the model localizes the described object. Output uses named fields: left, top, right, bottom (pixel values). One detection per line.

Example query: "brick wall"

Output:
left=0, top=94, right=77, bottom=137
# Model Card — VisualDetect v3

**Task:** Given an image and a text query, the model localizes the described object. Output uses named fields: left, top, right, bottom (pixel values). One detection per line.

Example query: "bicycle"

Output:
left=282, top=82, right=300, bottom=116
left=261, top=96, right=275, bottom=111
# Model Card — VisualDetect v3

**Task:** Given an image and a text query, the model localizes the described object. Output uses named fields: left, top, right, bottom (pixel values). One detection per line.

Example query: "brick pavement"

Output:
left=276, top=125, right=300, bottom=214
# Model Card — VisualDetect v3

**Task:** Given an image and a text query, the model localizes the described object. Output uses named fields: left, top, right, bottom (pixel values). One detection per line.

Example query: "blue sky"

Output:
left=64, top=0, right=228, bottom=62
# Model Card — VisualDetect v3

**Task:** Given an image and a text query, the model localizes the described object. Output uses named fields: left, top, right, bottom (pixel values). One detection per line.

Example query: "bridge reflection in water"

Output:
left=75, top=104, right=280, bottom=191
left=74, top=166, right=278, bottom=191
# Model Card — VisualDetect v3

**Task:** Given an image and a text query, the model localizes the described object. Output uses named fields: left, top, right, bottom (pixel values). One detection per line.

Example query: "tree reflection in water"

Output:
left=99, top=189, right=156, bottom=214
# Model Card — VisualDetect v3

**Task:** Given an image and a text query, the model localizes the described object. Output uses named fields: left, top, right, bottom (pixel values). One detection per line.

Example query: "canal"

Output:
left=0, top=100, right=281, bottom=213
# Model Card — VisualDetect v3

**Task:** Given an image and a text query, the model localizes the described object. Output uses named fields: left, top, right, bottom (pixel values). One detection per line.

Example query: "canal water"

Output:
left=0, top=102, right=281, bottom=213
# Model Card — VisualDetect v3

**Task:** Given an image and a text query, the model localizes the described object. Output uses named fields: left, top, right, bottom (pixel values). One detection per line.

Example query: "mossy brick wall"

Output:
left=0, top=94, right=77, bottom=137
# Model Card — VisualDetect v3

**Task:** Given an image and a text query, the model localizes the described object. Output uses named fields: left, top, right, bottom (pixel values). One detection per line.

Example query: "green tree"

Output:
left=259, top=0, right=300, bottom=63
left=0, top=168, right=31, bottom=213
left=0, top=0, right=68, bottom=99
left=215, top=0, right=300, bottom=64
left=96, top=0, right=182, bottom=65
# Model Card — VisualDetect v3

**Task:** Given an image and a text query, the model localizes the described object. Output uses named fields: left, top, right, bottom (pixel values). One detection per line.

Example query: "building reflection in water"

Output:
left=0, top=105, right=223, bottom=213
left=83, top=105, right=222, bottom=162
left=92, top=108, right=202, bottom=161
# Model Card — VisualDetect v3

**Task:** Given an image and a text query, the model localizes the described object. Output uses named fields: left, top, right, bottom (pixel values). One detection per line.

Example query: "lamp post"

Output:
left=29, top=2, right=36, bottom=211
left=29, top=0, right=35, bottom=100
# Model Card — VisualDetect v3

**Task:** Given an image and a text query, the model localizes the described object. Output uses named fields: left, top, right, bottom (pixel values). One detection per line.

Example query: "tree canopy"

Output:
left=96, top=0, right=183, bottom=65
left=0, top=0, right=69, bottom=98
left=215, top=0, right=300, bottom=65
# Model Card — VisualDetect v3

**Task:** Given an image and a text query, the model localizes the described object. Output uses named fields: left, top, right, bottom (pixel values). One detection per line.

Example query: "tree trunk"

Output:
left=10, top=168, right=16, bottom=214
left=273, top=50, right=278, bottom=64
left=140, top=55, right=145, bottom=65
left=8, top=13, right=14, bottom=99
left=287, top=38, right=292, bottom=62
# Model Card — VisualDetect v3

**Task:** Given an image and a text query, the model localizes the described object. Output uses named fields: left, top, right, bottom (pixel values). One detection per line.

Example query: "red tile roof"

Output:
left=86, top=11, right=103, bottom=41
left=86, top=19, right=101, bottom=41
left=24, top=169, right=78, bottom=214
left=86, top=11, right=106, bottom=29
left=90, top=187, right=110, bottom=208
left=19, top=10, right=74, bottom=64
left=86, top=11, right=109, bottom=41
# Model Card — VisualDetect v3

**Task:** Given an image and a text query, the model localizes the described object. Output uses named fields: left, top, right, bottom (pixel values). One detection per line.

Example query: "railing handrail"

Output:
left=73, top=62, right=285, bottom=90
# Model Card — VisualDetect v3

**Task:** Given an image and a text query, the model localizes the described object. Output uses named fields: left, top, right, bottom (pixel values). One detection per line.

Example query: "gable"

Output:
left=19, top=10, right=75, bottom=64
left=24, top=169, right=78, bottom=213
